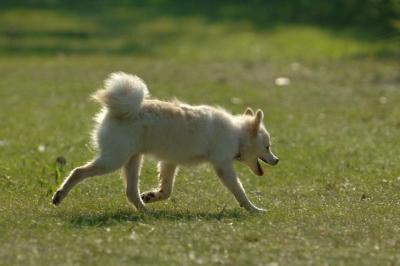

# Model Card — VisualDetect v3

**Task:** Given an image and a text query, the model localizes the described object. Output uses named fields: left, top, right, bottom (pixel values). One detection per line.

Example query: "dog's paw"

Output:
left=140, top=191, right=156, bottom=203
left=140, top=193, right=150, bottom=203
left=244, top=205, right=267, bottom=214
left=52, top=190, right=65, bottom=206
left=252, top=207, right=267, bottom=213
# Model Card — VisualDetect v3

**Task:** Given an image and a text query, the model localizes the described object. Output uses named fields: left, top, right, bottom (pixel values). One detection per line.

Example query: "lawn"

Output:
left=0, top=1, right=400, bottom=265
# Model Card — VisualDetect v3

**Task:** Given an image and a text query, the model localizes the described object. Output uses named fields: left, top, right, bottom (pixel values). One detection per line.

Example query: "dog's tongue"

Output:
left=256, top=160, right=264, bottom=176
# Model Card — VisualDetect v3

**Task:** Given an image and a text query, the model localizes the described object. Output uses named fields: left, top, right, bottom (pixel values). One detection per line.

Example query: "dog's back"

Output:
left=134, top=99, right=240, bottom=164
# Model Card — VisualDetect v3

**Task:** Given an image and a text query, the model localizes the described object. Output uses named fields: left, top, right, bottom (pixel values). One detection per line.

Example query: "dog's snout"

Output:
left=274, top=158, right=279, bottom=165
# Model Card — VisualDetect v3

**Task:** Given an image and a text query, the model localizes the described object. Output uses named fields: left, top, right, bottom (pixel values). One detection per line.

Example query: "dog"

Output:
left=52, top=72, right=279, bottom=212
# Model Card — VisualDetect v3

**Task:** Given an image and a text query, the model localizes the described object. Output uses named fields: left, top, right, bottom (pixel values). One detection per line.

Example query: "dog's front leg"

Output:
left=214, top=163, right=266, bottom=213
left=122, top=154, right=147, bottom=212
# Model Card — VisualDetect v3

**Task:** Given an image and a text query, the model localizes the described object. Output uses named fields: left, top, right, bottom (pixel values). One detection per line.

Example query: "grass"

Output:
left=1, top=2, right=400, bottom=265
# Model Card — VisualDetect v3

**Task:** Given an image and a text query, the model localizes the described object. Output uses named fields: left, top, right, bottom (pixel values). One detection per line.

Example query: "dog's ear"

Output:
left=255, top=109, right=264, bottom=124
left=250, top=109, right=264, bottom=136
left=244, top=107, right=254, bottom=116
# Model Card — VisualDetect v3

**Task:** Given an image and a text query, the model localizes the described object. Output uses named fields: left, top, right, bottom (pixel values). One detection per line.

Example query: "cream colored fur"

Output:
left=52, top=72, right=279, bottom=213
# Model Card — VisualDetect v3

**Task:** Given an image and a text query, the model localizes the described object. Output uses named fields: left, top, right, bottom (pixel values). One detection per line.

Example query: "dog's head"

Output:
left=238, top=107, right=279, bottom=176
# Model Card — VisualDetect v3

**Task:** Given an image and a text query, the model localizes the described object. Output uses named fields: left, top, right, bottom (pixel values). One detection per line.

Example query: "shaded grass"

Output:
left=0, top=1, right=399, bottom=59
left=1, top=0, right=399, bottom=36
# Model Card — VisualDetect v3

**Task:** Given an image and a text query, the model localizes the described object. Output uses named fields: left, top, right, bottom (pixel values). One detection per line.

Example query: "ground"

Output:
left=0, top=2, right=400, bottom=265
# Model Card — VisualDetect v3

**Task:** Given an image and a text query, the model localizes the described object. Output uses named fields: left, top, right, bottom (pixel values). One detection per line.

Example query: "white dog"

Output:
left=52, top=72, right=279, bottom=212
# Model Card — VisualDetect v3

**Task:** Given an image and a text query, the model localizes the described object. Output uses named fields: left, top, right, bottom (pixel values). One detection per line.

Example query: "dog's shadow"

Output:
left=67, top=208, right=248, bottom=227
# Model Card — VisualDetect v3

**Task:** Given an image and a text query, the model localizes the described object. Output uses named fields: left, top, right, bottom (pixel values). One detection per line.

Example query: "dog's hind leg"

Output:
left=122, top=154, right=147, bottom=211
left=140, top=161, right=177, bottom=204
left=52, top=155, right=125, bottom=206
left=214, top=163, right=266, bottom=213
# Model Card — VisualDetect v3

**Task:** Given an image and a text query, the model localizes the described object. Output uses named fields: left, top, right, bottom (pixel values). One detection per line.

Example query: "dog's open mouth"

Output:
left=256, top=158, right=264, bottom=176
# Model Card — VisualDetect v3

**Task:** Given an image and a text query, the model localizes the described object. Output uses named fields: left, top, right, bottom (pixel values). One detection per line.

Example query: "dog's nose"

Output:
left=274, top=158, right=279, bottom=165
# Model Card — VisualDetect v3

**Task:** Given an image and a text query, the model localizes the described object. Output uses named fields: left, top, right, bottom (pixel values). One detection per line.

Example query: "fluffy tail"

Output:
left=92, top=72, right=149, bottom=117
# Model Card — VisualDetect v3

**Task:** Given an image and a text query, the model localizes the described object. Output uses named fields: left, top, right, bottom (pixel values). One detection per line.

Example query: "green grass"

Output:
left=1, top=2, right=400, bottom=265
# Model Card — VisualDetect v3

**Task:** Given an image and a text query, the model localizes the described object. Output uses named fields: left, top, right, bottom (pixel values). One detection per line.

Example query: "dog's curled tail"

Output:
left=91, top=72, right=149, bottom=117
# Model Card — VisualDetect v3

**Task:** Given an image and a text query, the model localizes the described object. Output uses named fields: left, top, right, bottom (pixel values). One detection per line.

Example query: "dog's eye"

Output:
left=266, top=145, right=270, bottom=151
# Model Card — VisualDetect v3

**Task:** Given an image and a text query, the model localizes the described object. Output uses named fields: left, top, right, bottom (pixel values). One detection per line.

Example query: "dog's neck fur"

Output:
left=234, top=122, right=248, bottom=161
